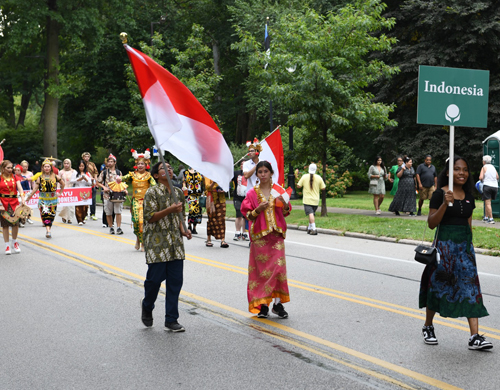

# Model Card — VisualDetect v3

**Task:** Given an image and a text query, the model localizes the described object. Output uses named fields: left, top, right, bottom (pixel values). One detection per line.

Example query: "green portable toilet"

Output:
left=482, top=131, right=500, bottom=217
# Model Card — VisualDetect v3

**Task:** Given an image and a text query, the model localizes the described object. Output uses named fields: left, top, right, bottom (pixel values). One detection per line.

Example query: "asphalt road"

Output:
left=1, top=207, right=500, bottom=390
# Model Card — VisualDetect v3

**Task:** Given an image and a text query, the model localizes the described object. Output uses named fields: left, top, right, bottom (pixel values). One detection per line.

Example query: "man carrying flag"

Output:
left=243, top=139, right=262, bottom=191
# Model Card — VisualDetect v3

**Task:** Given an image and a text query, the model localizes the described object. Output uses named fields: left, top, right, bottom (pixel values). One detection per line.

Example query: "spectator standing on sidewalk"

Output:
left=296, top=163, right=326, bottom=235
left=367, top=156, right=387, bottom=215
left=140, top=161, right=192, bottom=332
left=388, top=156, right=417, bottom=216
left=388, top=156, right=404, bottom=196
left=479, top=155, right=499, bottom=224
left=96, top=154, right=123, bottom=235
left=82, top=152, right=99, bottom=221
left=416, top=155, right=437, bottom=216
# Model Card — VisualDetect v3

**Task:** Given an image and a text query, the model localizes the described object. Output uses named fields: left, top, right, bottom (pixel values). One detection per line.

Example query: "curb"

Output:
left=225, top=217, right=493, bottom=256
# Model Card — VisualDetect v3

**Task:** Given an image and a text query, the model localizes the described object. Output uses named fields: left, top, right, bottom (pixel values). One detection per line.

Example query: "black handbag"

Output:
left=199, top=195, right=207, bottom=208
left=414, top=245, right=437, bottom=265
left=414, top=224, right=439, bottom=265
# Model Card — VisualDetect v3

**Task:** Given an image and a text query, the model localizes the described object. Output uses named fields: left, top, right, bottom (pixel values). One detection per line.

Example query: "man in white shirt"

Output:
left=243, top=140, right=262, bottom=190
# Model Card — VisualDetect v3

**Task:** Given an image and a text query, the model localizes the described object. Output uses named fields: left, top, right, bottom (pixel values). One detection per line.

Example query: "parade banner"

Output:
left=25, top=188, right=92, bottom=209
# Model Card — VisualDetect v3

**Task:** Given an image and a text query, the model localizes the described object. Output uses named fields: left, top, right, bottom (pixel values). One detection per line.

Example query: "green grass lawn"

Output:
left=289, top=191, right=486, bottom=220
left=223, top=191, right=500, bottom=252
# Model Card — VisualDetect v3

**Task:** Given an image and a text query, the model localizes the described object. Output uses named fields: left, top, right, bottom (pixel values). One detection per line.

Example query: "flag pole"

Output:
left=448, top=125, right=455, bottom=207
left=156, top=147, right=188, bottom=232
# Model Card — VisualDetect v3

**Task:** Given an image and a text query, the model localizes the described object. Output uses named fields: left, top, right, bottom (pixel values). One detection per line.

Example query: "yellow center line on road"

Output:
left=22, top=220, right=500, bottom=337
left=20, top=235, right=462, bottom=390
left=185, top=254, right=500, bottom=337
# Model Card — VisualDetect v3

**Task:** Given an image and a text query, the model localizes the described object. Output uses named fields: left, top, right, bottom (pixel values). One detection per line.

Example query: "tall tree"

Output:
left=1, top=0, right=133, bottom=157
left=373, top=0, right=500, bottom=172
left=233, top=0, right=398, bottom=215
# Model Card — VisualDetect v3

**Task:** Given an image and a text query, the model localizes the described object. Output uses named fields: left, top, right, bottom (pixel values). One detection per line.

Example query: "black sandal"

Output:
left=221, top=242, right=229, bottom=248
left=205, top=241, right=213, bottom=247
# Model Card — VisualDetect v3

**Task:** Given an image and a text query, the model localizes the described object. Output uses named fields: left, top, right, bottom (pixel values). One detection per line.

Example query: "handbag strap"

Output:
left=420, top=219, right=439, bottom=245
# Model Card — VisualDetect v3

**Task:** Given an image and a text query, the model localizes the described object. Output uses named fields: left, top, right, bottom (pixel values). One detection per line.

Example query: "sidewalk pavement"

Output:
left=225, top=201, right=498, bottom=254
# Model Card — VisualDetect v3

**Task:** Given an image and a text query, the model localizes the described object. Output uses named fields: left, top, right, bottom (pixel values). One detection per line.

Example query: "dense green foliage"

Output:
left=1, top=0, right=500, bottom=180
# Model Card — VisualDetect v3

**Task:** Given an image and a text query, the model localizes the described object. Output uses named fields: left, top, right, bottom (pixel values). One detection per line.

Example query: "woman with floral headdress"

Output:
left=26, top=158, right=65, bottom=238
left=121, top=149, right=156, bottom=251
left=0, top=160, right=26, bottom=254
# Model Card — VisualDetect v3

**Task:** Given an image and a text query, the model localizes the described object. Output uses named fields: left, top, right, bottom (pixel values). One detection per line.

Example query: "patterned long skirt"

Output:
left=247, top=231, right=290, bottom=313
left=131, top=198, right=144, bottom=243
left=39, top=197, right=58, bottom=227
left=75, top=205, right=88, bottom=224
left=207, top=202, right=226, bottom=240
left=419, top=224, right=489, bottom=318
left=187, top=194, right=202, bottom=225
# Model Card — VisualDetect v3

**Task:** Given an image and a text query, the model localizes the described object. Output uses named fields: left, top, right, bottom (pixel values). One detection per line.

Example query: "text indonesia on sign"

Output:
left=417, top=65, right=489, bottom=128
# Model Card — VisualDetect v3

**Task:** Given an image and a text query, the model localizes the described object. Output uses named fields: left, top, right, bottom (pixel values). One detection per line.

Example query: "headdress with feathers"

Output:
left=246, top=138, right=263, bottom=154
left=131, top=149, right=151, bottom=170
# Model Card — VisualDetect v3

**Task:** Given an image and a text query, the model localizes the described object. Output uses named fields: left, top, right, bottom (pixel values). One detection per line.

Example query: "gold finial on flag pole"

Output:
left=120, top=32, right=128, bottom=44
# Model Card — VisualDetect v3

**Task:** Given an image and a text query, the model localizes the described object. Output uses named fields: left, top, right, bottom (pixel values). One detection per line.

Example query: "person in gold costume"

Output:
left=121, top=149, right=156, bottom=251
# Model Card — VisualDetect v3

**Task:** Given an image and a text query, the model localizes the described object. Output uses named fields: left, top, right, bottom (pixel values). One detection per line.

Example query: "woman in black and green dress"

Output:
left=420, top=156, right=492, bottom=350
left=27, top=159, right=65, bottom=238
left=183, top=168, right=203, bottom=234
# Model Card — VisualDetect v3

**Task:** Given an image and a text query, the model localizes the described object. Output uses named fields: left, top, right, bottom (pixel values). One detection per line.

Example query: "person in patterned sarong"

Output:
left=121, top=149, right=156, bottom=251
left=241, top=161, right=292, bottom=319
left=27, top=158, right=65, bottom=238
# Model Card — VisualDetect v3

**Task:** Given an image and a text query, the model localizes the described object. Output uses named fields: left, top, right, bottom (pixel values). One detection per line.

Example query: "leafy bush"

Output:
left=294, top=162, right=352, bottom=198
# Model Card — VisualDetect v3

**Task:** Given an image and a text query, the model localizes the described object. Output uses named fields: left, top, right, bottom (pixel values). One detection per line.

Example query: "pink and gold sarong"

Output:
left=247, top=231, right=290, bottom=313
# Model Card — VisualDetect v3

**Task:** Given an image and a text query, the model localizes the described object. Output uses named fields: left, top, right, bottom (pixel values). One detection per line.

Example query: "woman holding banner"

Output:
left=59, top=159, right=76, bottom=224
left=0, top=160, right=26, bottom=254
left=241, top=161, right=291, bottom=319
left=71, top=159, right=93, bottom=225
left=26, top=158, right=65, bottom=238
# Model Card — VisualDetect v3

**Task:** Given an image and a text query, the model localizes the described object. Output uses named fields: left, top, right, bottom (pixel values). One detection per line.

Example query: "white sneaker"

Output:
left=5, top=246, right=11, bottom=255
left=27, top=218, right=34, bottom=224
left=78, top=222, right=83, bottom=226
left=13, top=242, right=20, bottom=253
left=489, top=218, right=495, bottom=224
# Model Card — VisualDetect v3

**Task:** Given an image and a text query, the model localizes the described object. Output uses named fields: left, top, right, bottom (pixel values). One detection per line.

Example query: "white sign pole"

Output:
left=448, top=125, right=455, bottom=206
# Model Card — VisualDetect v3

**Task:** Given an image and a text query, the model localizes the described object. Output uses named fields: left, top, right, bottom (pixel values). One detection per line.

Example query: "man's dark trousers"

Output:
left=143, top=260, right=184, bottom=323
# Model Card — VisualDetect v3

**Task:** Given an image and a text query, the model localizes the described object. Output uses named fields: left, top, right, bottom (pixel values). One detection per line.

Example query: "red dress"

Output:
left=0, top=176, right=19, bottom=210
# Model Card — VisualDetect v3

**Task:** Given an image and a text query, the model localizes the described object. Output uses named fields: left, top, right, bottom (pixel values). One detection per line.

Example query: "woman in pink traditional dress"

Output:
left=241, top=161, right=292, bottom=319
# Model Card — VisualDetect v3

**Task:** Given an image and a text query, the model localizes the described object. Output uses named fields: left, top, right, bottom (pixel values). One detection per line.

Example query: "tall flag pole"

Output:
left=265, top=17, right=273, bottom=133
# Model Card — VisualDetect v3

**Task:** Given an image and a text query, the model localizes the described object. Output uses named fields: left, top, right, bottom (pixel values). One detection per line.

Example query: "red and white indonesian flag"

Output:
left=124, top=45, right=233, bottom=191
left=259, top=129, right=285, bottom=186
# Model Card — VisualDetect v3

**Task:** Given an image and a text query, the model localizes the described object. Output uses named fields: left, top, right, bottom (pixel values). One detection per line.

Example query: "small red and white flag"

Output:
left=271, top=184, right=292, bottom=207
left=124, top=45, right=233, bottom=191
left=259, top=128, right=285, bottom=186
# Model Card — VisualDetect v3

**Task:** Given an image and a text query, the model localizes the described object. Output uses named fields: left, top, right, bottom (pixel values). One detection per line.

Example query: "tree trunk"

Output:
left=213, top=42, right=221, bottom=76
left=16, top=89, right=32, bottom=128
left=43, top=0, right=59, bottom=157
left=321, top=125, right=328, bottom=217
left=4, top=84, right=16, bottom=128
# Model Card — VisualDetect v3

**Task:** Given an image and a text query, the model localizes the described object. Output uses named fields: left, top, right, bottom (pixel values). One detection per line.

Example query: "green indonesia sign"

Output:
left=417, top=65, right=489, bottom=128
